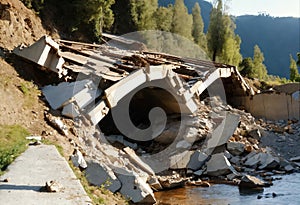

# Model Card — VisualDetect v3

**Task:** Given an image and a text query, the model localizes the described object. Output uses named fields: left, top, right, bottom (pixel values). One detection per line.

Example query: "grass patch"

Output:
left=17, top=81, right=41, bottom=109
left=0, top=125, right=29, bottom=174
left=69, top=163, right=106, bottom=205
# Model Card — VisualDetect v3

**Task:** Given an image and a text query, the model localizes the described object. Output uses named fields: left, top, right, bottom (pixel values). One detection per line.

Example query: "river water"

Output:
left=155, top=173, right=300, bottom=205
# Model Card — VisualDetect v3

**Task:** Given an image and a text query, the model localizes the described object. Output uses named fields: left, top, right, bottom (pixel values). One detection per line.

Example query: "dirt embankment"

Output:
left=0, top=0, right=47, bottom=50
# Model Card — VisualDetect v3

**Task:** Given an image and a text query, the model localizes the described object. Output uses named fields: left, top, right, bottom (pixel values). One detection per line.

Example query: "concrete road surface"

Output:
left=0, top=145, right=92, bottom=205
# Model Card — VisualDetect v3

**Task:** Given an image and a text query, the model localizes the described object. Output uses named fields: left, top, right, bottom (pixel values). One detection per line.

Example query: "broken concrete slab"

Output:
left=123, top=147, right=155, bottom=176
left=238, top=175, right=267, bottom=189
left=187, top=151, right=208, bottom=171
left=13, top=36, right=67, bottom=77
left=258, top=153, right=280, bottom=170
left=206, top=153, right=236, bottom=176
left=62, top=103, right=80, bottom=118
left=85, top=161, right=121, bottom=193
left=169, top=150, right=194, bottom=169
left=206, top=113, right=240, bottom=151
left=227, top=142, right=245, bottom=156
left=106, top=135, right=138, bottom=150
left=148, top=176, right=163, bottom=191
left=158, top=176, right=187, bottom=189
left=113, top=167, right=156, bottom=204
left=70, top=149, right=87, bottom=169
left=290, top=156, right=300, bottom=162
left=244, top=152, right=262, bottom=168
left=42, top=80, right=99, bottom=110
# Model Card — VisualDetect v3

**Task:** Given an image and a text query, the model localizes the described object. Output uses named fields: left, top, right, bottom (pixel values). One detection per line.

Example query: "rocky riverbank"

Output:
left=63, top=95, right=300, bottom=204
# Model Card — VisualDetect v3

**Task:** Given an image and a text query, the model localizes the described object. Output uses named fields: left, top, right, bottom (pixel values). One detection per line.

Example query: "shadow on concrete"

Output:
left=0, top=184, right=42, bottom=192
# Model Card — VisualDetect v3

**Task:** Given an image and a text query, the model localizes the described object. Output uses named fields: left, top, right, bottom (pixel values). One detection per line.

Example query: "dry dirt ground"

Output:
left=0, top=0, right=126, bottom=203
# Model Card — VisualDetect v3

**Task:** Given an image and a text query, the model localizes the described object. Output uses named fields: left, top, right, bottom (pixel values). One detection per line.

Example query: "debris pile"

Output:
left=12, top=35, right=300, bottom=204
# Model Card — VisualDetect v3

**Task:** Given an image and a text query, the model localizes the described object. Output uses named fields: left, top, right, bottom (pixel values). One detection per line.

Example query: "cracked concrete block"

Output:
left=70, top=149, right=87, bottom=169
left=85, top=161, right=121, bottom=193
left=42, top=80, right=94, bottom=110
left=62, top=103, right=80, bottom=118
left=169, top=151, right=194, bottom=169
left=114, top=168, right=156, bottom=204
left=207, top=113, right=240, bottom=150
left=187, top=151, right=208, bottom=171
left=123, top=147, right=155, bottom=176
left=244, top=152, right=262, bottom=168
left=258, top=153, right=280, bottom=170
left=239, top=175, right=266, bottom=188
left=206, top=153, right=235, bottom=176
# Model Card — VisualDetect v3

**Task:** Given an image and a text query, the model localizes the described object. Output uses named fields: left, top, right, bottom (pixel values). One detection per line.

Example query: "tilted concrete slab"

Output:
left=206, top=113, right=240, bottom=150
left=13, top=36, right=66, bottom=77
left=0, top=145, right=92, bottom=205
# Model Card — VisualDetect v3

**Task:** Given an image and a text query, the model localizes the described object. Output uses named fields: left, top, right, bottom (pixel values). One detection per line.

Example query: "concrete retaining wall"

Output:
left=232, top=92, right=300, bottom=121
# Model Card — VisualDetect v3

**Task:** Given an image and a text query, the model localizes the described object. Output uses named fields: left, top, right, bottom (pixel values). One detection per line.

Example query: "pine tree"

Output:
left=239, top=57, right=255, bottom=78
left=130, top=0, right=158, bottom=31
left=252, top=45, right=268, bottom=80
left=171, top=0, right=193, bottom=40
left=289, top=54, right=299, bottom=81
left=206, top=0, right=225, bottom=61
left=67, top=0, right=115, bottom=40
left=155, top=6, right=173, bottom=32
left=192, top=2, right=207, bottom=51
left=207, top=0, right=242, bottom=66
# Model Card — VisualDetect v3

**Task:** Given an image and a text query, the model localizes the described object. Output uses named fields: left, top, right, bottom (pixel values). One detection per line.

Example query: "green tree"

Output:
left=155, top=6, right=173, bottom=32
left=130, top=0, right=158, bottom=31
left=289, top=54, right=299, bottom=81
left=206, top=0, right=242, bottom=66
left=192, top=2, right=207, bottom=51
left=206, top=0, right=225, bottom=61
left=297, top=52, right=300, bottom=67
left=47, top=0, right=115, bottom=41
left=111, top=0, right=135, bottom=34
left=220, top=15, right=242, bottom=66
left=239, top=57, right=255, bottom=78
left=171, top=0, right=193, bottom=40
left=252, top=45, right=268, bottom=80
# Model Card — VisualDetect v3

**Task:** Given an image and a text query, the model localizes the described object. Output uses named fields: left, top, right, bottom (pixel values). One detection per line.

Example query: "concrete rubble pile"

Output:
left=13, top=35, right=299, bottom=204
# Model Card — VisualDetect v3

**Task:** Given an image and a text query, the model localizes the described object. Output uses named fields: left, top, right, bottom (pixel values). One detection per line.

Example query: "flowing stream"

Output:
left=155, top=173, right=300, bottom=205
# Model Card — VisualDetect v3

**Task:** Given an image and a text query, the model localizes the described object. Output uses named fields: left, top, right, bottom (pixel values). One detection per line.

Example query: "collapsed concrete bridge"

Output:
left=13, top=35, right=300, bottom=204
left=13, top=35, right=254, bottom=128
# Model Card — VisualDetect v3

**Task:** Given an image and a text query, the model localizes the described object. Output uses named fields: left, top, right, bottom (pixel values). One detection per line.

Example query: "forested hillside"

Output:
left=158, top=0, right=299, bottom=78
left=10, top=0, right=300, bottom=79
